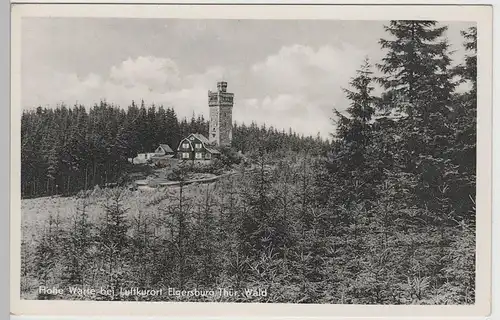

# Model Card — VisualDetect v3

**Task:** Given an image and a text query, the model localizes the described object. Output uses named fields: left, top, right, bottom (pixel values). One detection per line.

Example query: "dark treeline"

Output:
left=233, top=122, right=329, bottom=157
left=21, top=21, right=477, bottom=304
left=21, top=100, right=329, bottom=198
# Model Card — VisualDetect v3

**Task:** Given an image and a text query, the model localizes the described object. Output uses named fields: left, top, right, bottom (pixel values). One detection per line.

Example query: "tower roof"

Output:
left=217, top=81, right=228, bottom=92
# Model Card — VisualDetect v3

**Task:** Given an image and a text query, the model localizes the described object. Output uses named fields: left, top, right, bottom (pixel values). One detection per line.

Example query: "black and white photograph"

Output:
left=10, top=3, right=493, bottom=317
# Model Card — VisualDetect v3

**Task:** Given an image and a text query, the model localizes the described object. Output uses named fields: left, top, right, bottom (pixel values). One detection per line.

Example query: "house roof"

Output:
left=189, top=133, right=210, bottom=145
left=159, top=144, right=174, bottom=153
left=205, top=147, right=220, bottom=154
left=151, top=154, right=175, bottom=159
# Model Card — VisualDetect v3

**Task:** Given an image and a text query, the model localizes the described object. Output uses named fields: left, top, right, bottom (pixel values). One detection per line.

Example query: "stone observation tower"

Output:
left=208, top=81, right=234, bottom=147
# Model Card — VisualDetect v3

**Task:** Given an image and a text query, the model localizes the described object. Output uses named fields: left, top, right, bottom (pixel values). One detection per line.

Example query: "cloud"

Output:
left=22, top=69, right=105, bottom=108
left=233, top=43, right=368, bottom=137
left=249, top=44, right=366, bottom=96
left=109, top=56, right=182, bottom=92
left=235, top=94, right=332, bottom=138
left=22, top=56, right=227, bottom=120
left=22, top=44, right=368, bottom=138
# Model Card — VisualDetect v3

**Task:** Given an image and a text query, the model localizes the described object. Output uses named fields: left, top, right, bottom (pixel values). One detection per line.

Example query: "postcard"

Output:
left=10, top=3, right=493, bottom=317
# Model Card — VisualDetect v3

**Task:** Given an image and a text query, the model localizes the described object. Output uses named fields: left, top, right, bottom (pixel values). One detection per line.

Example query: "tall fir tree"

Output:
left=377, top=21, right=455, bottom=121
left=97, top=189, right=131, bottom=299
left=322, top=59, right=379, bottom=207
left=448, top=26, right=477, bottom=220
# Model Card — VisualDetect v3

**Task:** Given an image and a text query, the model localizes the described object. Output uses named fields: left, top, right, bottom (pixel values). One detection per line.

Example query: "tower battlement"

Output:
left=208, top=82, right=234, bottom=147
left=217, top=81, right=228, bottom=92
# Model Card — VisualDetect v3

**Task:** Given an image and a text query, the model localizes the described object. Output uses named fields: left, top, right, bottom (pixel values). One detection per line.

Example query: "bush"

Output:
left=167, top=164, right=190, bottom=181
left=219, top=147, right=243, bottom=167
left=190, top=159, right=225, bottom=175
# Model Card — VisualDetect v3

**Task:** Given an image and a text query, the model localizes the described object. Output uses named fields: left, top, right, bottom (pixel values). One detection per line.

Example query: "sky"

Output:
left=21, top=18, right=474, bottom=138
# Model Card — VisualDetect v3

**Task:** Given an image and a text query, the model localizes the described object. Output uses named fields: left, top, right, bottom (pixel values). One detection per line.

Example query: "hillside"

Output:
left=22, top=182, right=215, bottom=240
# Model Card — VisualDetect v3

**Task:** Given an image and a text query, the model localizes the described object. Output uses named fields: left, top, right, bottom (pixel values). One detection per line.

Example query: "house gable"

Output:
left=177, top=133, right=221, bottom=161
left=158, top=144, right=174, bottom=154
left=187, top=133, right=210, bottom=145
left=177, top=138, right=194, bottom=151
left=186, top=133, right=212, bottom=151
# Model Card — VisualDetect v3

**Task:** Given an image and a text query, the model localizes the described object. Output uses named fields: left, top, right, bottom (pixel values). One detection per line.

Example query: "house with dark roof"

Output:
left=177, top=133, right=220, bottom=162
left=128, top=143, right=176, bottom=166
left=150, top=143, right=176, bottom=166
left=154, top=144, right=175, bottom=155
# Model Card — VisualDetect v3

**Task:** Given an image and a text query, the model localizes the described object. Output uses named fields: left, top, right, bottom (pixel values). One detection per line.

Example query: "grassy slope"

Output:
left=21, top=182, right=218, bottom=242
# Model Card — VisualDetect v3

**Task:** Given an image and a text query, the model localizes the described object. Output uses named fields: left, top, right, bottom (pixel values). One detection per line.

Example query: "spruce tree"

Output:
left=454, top=26, right=477, bottom=93
left=191, top=185, right=220, bottom=287
left=376, top=20, right=464, bottom=295
left=62, top=195, right=93, bottom=287
left=448, top=26, right=477, bottom=220
left=322, top=59, right=378, bottom=207
left=129, top=207, right=157, bottom=291
left=376, top=20, right=457, bottom=206
left=34, top=213, right=64, bottom=299
left=96, top=189, right=130, bottom=299
left=377, top=21, right=455, bottom=120
left=335, top=58, right=376, bottom=146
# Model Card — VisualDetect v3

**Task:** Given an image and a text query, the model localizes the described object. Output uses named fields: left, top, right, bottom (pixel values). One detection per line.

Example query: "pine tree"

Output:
left=34, top=213, right=64, bottom=299
left=129, top=206, right=158, bottom=292
left=96, top=189, right=130, bottom=299
left=454, top=26, right=477, bottom=93
left=160, top=165, right=196, bottom=288
left=62, top=194, right=93, bottom=287
left=375, top=20, right=467, bottom=298
left=377, top=21, right=455, bottom=120
left=322, top=59, right=379, bottom=207
left=20, top=236, right=37, bottom=296
left=376, top=20, right=458, bottom=209
left=335, top=58, right=376, bottom=145
left=191, top=185, right=220, bottom=287
left=241, top=150, right=278, bottom=256
left=448, top=26, right=477, bottom=220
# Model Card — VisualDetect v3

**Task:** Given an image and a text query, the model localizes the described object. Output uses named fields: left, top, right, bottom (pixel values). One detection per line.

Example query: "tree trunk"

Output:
left=67, top=175, right=71, bottom=195
left=85, top=166, right=88, bottom=190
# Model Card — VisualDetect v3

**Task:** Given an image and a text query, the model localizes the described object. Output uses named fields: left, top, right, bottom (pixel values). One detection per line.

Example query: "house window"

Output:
left=190, top=136, right=195, bottom=140
left=205, top=153, right=212, bottom=160
left=182, top=143, right=189, bottom=149
left=182, top=152, right=190, bottom=159
left=195, top=143, right=202, bottom=149
left=195, top=152, right=203, bottom=159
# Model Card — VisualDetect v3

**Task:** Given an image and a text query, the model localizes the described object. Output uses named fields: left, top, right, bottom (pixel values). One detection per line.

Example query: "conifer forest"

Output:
left=20, top=21, right=477, bottom=304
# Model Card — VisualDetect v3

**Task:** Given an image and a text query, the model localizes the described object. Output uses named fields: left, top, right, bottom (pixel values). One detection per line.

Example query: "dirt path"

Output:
left=135, top=171, right=236, bottom=189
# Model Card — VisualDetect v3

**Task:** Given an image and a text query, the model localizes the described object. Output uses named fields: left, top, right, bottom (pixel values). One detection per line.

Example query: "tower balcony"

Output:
left=208, top=90, right=234, bottom=107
